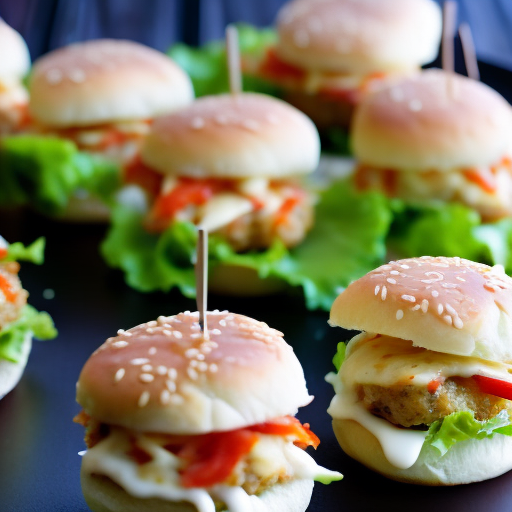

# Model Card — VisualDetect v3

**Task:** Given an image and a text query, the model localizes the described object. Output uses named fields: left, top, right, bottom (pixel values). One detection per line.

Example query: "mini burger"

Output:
left=327, top=256, right=512, bottom=485
left=243, top=0, right=442, bottom=129
left=124, top=92, right=319, bottom=252
left=75, top=311, right=342, bottom=512
left=0, top=19, right=31, bottom=135
left=0, top=236, right=56, bottom=398
left=352, top=69, right=512, bottom=221
left=28, top=39, right=194, bottom=165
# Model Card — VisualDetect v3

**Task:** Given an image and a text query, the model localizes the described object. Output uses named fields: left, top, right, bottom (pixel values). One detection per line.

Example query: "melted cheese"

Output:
left=198, top=193, right=253, bottom=232
left=81, top=427, right=340, bottom=512
left=327, top=332, right=512, bottom=469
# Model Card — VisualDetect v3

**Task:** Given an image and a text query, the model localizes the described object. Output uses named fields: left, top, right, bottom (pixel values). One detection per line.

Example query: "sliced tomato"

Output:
left=273, top=188, right=306, bottom=227
left=463, top=169, right=497, bottom=193
left=249, top=416, right=320, bottom=449
left=260, top=48, right=305, bottom=82
left=177, top=430, right=259, bottom=488
left=96, top=129, right=128, bottom=150
left=0, top=274, right=17, bottom=302
left=472, top=375, right=512, bottom=400
left=0, top=248, right=7, bottom=260
left=124, top=157, right=163, bottom=197
left=427, top=378, right=444, bottom=394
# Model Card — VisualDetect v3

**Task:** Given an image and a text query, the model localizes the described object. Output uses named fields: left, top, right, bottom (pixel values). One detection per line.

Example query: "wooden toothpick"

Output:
left=442, top=1, right=457, bottom=74
left=459, top=23, right=480, bottom=81
left=195, top=228, right=209, bottom=339
left=226, top=24, right=242, bottom=94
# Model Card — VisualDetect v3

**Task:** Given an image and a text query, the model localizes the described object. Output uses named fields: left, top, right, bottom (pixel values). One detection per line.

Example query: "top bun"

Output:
left=0, top=19, right=30, bottom=81
left=276, top=0, right=441, bottom=74
left=29, top=39, right=194, bottom=127
left=76, top=311, right=312, bottom=434
left=141, top=93, right=320, bottom=178
left=352, top=69, right=512, bottom=170
left=330, top=256, right=512, bottom=362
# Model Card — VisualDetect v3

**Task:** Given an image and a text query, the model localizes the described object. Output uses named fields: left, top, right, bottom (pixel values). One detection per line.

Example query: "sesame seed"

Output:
left=209, top=363, right=218, bottom=373
left=114, top=368, right=125, bottom=382
left=202, top=346, right=212, bottom=354
left=191, top=324, right=201, bottom=331
left=113, top=341, right=128, bottom=348
left=117, top=329, right=125, bottom=335
left=453, top=317, right=464, bottom=329
left=185, top=348, right=199, bottom=358
left=156, top=365, right=167, bottom=375
left=401, top=264, right=410, bottom=269
left=401, top=295, right=416, bottom=303
left=146, top=328, right=154, bottom=334
left=160, top=390, right=171, bottom=404
left=442, top=283, right=457, bottom=289
left=163, top=330, right=173, bottom=336
left=168, top=368, right=178, bottom=380
left=445, top=304, right=457, bottom=316
left=411, top=305, right=421, bottom=311
left=396, top=310, right=404, bottom=320
left=190, top=360, right=199, bottom=367
left=390, top=87, right=404, bottom=102
left=142, top=364, right=153, bottom=372
left=138, top=391, right=150, bottom=407
left=390, top=270, right=400, bottom=275
left=443, top=315, right=453, bottom=326
left=456, top=277, right=466, bottom=282
left=170, top=395, right=184, bottom=405
left=219, top=319, right=227, bottom=327
left=210, top=329, right=221, bottom=335
left=125, top=332, right=132, bottom=337
left=387, top=278, right=397, bottom=285
left=69, top=68, right=86, bottom=83
left=46, top=68, right=63, bottom=84
left=131, top=358, right=150, bottom=365
left=375, top=285, right=380, bottom=296
left=438, top=304, right=444, bottom=315
left=173, top=331, right=183, bottom=339
left=421, top=299, right=429, bottom=313
left=139, top=373, right=154, bottom=383
left=198, top=362, right=208, bottom=372
left=196, top=353, right=205, bottom=361
left=187, top=367, right=199, bottom=380
left=190, top=333, right=202, bottom=339
left=148, top=320, right=158, bottom=327
left=191, top=117, right=205, bottom=129
left=432, top=290, right=439, bottom=298
left=381, top=286, right=387, bottom=300
left=242, top=119, right=259, bottom=131
left=409, top=99, right=423, bottom=112
left=148, top=347, right=157, bottom=355
left=166, top=380, right=177, bottom=392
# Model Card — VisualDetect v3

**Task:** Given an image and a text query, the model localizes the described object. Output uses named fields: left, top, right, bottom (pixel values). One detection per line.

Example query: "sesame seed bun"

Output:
left=29, top=39, right=194, bottom=128
left=140, top=93, right=320, bottom=179
left=0, top=332, right=31, bottom=399
left=333, top=418, right=512, bottom=485
left=81, top=469, right=314, bottom=512
left=276, top=0, right=442, bottom=74
left=76, top=311, right=312, bottom=434
left=0, top=19, right=30, bottom=81
left=329, top=256, right=512, bottom=361
left=352, top=69, right=512, bottom=171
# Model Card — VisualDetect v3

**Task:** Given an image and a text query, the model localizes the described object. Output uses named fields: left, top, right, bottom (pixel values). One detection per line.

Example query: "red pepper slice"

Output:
left=123, top=157, right=163, bottom=198
left=0, top=248, right=7, bottom=260
left=249, top=416, right=320, bottom=449
left=0, top=274, right=17, bottom=302
left=260, top=48, right=306, bottom=81
left=473, top=375, right=512, bottom=400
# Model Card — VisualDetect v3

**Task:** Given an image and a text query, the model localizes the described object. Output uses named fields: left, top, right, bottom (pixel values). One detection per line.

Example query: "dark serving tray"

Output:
left=1, top=61, right=512, bottom=512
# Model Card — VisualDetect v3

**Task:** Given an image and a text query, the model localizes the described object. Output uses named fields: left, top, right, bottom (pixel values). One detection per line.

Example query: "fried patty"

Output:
left=359, top=377, right=511, bottom=428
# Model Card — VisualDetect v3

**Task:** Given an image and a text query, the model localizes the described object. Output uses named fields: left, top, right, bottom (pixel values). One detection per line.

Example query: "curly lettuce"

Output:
left=168, top=24, right=280, bottom=98
left=0, top=135, right=120, bottom=215
left=101, top=180, right=392, bottom=310
left=1, top=237, right=45, bottom=264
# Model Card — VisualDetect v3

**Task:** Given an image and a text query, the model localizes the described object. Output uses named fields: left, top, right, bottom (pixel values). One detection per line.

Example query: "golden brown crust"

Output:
left=29, top=39, right=193, bottom=127
left=140, top=93, right=320, bottom=179
left=352, top=69, right=512, bottom=170
left=76, top=311, right=312, bottom=433
left=330, top=256, right=512, bottom=360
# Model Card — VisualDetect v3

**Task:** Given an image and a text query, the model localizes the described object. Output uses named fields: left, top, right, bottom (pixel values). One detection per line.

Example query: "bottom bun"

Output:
left=0, top=333, right=31, bottom=399
left=333, top=418, right=512, bottom=485
left=81, top=468, right=314, bottom=512
left=209, top=263, right=287, bottom=296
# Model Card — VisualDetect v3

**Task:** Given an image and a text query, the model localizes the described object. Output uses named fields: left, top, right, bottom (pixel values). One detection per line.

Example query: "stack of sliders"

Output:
left=0, top=236, right=56, bottom=398
left=327, top=256, right=512, bottom=484
left=0, top=19, right=31, bottom=135
left=243, top=0, right=442, bottom=129
left=75, top=310, right=342, bottom=511
left=352, top=69, right=512, bottom=221
left=115, top=92, right=319, bottom=293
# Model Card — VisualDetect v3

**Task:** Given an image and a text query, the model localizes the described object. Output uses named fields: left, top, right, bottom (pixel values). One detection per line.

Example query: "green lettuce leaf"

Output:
left=0, top=305, right=57, bottom=363
left=425, top=410, right=512, bottom=457
left=168, top=24, right=280, bottom=98
left=2, top=237, right=45, bottom=264
left=0, top=135, right=120, bottom=215
left=101, top=180, right=392, bottom=310
left=332, top=342, right=347, bottom=371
